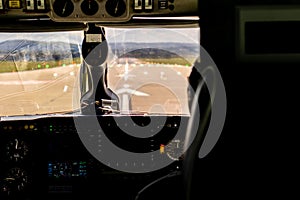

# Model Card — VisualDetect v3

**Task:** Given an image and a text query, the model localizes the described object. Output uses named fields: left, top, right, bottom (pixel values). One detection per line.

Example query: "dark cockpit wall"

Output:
left=197, top=1, right=298, bottom=199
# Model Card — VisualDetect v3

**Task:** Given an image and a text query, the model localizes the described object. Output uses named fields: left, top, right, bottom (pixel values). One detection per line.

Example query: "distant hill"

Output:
left=109, top=42, right=199, bottom=58
left=0, top=40, right=199, bottom=63
left=120, top=48, right=184, bottom=59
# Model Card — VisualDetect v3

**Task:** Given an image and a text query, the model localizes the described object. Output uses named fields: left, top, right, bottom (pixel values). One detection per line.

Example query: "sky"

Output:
left=105, top=28, right=200, bottom=44
left=0, top=31, right=84, bottom=44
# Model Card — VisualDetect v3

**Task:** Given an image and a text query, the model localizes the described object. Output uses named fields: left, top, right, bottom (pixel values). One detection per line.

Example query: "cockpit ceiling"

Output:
left=0, top=0, right=199, bottom=24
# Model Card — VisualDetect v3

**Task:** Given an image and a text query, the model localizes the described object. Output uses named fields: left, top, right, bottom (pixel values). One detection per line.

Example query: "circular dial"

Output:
left=81, top=0, right=99, bottom=16
left=165, top=139, right=184, bottom=161
left=53, top=0, right=74, bottom=17
left=6, top=139, right=29, bottom=162
left=1, top=168, right=29, bottom=195
left=105, top=0, right=126, bottom=17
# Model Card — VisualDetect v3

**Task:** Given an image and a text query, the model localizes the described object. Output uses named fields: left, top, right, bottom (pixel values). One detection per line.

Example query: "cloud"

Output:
left=105, top=28, right=200, bottom=44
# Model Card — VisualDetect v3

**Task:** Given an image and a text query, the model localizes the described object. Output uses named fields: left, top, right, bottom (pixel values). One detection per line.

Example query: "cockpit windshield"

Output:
left=0, top=31, right=84, bottom=117
left=105, top=28, right=200, bottom=115
left=0, top=28, right=200, bottom=117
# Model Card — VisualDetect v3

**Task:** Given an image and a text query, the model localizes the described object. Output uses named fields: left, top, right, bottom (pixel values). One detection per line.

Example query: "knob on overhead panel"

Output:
left=105, top=0, right=126, bottom=17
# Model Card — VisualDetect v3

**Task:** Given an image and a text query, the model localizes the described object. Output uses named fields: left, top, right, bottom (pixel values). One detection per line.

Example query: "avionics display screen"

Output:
left=236, top=6, right=300, bottom=62
left=48, top=161, right=87, bottom=178
left=245, top=21, right=300, bottom=54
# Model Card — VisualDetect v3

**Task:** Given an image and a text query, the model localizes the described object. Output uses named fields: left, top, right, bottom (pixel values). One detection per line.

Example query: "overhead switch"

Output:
left=134, top=0, right=142, bottom=10
left=158, top=0, right=168, bottom=9
left=145, top=0, right=153, bottom=10
left=37, top=0, right=46, bottom=10
left=26, top=0, right=34, bottom=10
left=8, top=0, right=21, bottom=9
left=0, top=0, right=4, bottom=10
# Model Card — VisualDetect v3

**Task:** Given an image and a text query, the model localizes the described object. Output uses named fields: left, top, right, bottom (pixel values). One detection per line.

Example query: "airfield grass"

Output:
left=0, top=57, right=195, bottom=74
left=140, top=58, right=192, bottom=66
left=0, top=58, right=82, bottom=73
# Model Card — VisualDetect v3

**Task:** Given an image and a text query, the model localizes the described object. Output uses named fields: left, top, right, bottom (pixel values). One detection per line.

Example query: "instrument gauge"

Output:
left=6, top=139, right=29, bottom=162
left=1, top=168, right=29, bottom=195
left=105, top=0, right=126, bottom=17
left=165, top=139, right=184, bottom=161
left=81, top=0, right=99, bottom=16
left=53, top=0, right=74, bottom=17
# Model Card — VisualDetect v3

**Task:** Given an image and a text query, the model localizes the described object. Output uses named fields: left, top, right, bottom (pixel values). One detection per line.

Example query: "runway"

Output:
left=108, top=62, right=192, bottom=115
left=0, top=62, right=192, bottom=116
left=0, top=65, right=81, bottom=116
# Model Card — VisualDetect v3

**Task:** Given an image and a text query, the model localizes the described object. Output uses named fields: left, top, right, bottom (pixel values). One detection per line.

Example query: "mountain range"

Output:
left=108, top=42, right=199, bottom=58
left=0, top=40, right=199, bottom=62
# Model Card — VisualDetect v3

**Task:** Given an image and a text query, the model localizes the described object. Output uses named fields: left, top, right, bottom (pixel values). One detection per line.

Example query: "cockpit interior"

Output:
left=0, top=0, right=294, bottom=199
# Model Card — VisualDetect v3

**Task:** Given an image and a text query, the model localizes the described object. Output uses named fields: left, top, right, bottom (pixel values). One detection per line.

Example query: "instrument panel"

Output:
left=0, top=0, right=198, bottom=22
left=50, top=0, right=130, bottom=22
left=0, top=116, right=185, bottom=199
